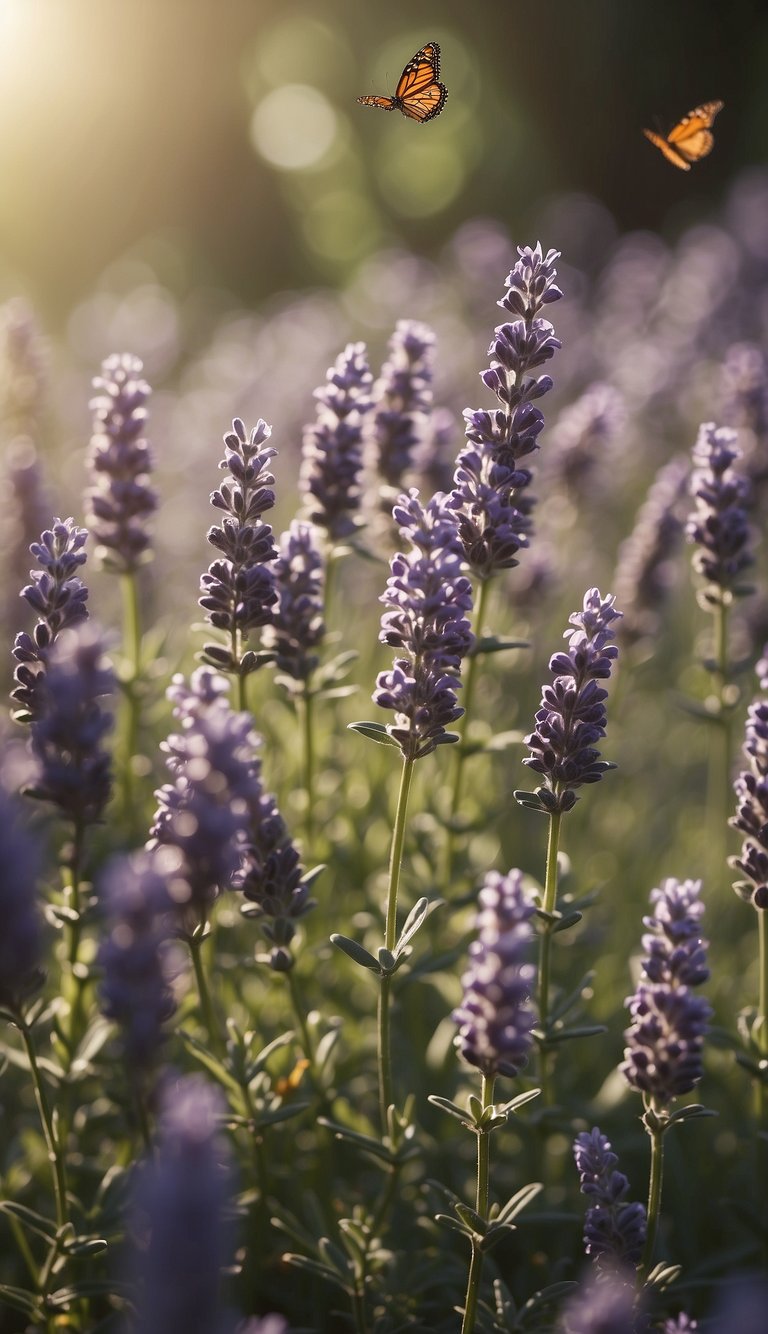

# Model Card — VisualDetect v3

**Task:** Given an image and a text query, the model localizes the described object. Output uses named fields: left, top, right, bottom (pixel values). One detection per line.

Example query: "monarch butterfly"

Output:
left=643, top=100, right=724, bottom=171
left=357, top=40, right=447, bottom=123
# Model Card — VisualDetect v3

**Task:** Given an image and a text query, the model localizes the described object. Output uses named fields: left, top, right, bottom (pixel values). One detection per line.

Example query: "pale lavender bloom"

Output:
left=370, top=319, right=436, bottom=495
left=450, top=243, right=562, bottom=579
left=0, top=439, right=50, bottom=644
left=0, top=297, right=46, bottom=441
left=621, top=879, right=711, bottom=1106
left=148, top=668, right=263, bottom=925
left=614, top=458, right=687, bottom=644
left=662, top=1317, right=698, bottom=1332
left=558, top=1268, right=641, bottom=1334
left=299, top=341, right=373, bottom=541
left=199, top=418, right=278, bottom=676
left=85, top=353, right=157, bottom=573
left=373, top=490, right=473, bottom=760
left=730, top=698, right=768, bottom=909
left=411, top=405, right=458, bottom=496
left=0, top=791, right=43, bottom=1014
left=132, top=1075, right=232, bottom=1334
left=721, top=342, right=768, bottom=444
left=11, top=517, right=89, bottom=723
left=452, top=869, right=536, bottom=1080
left=549, top=382, right=626, bottom=495
left=521, top=589, right=622, bottom=815
left=98, top=848, right=178, bottom=1079
left=686, top=421, right=753, bottom=600
left=573, top=1128, right=647, bottom=1268
left=232, top=780, right=314, bottom=973
left=27, top=623, right=113, bottom=829
left=261, top=521, right=325, bottom=682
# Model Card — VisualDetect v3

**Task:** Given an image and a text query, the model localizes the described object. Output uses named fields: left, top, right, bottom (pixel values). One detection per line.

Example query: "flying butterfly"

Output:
left=357, top=40, right=447, bottom=123
left=643, top=100, right=724, bottom=171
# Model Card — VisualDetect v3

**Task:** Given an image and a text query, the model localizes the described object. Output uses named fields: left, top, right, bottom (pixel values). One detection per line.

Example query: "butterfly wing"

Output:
left=667, top=99, right=724, bottom=144
left=643, top=126, right=691, bottom=171
left=395, top=42, right=447, bottom=122
left=357, top=94, right=397, bottom=111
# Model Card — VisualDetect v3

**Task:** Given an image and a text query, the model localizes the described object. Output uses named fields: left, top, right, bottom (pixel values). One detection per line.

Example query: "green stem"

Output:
left=119, top=570, right=142, bottom=821
left=188, top=929, right=217, bottom=1049
left=19, top=1020, right=68, bottom=1232
left=712, top=597, right=734, bottom=847
left=445, top=577, right=492, bottom=882
left=378, top=756, right=416, bottom=1132
left=300, top=684, right=315, bottom=846
left=64, top=819, right=88, bottom=1053
left=537, top=809, right=562, bottom=1103
left=639, top=1111, right=665, bottom=1280
left=461, top=1073, right=495, bottom=1334
left=757, top=908, right=768, bottom=1123
left=286, top=966, right=314, bottom=1065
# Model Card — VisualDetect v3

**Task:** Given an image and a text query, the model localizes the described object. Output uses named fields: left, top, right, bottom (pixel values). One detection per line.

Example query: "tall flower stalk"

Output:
left=446, top=244, right=563, bottom=869
left=11, top=517, right=89, bottom=724
left=620, top=877, right=713, bottom=1278
left=573, top=1127, right=647, bottom=1270
left=369, top=319, right=436, bottom=514
left=730, top=690, right=768, bottom=1119
left=515, top=588, right=622, bottom=1101
left=85, top=354, right=157, bottom=823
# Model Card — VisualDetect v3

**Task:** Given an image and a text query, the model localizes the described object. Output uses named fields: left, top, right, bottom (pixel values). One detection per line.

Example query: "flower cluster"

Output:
left=233, top=780, right=314, bottom=972
left=549, top=381, right=626, bottom=496
left=0, top=439, right=50, bottom=638
left=573, top=1127, right=647, bottom=1268
left=369, top=319, right=436, bottom=497
left=85, top=353, right=157, bottom=573
left=614, top=457, right=687, bottom=645
left=299, top=342, right=373, bottom=542
left=449, top=243, right=562, bottom=581
left=520, top=588, right=622, bottom=815
left=11, top=518, right=89, bottom=723
left=199, top=418, right=278, bottom=675
left=261, top=521, right=325, bottom=682
left=131, top=1076, right=231, bottom=1334
left=148, top=668, right=262, bottom=925
left=26, top=623, right=114, bottom=829
left=730, top=697, right=768, bottom=909
left=722, top=342, right=768, bottom=444
left=0, top=792, right=43, bottom=1015
left=98, top=847, right=178, bottom=1081
left=452, top=869, right=536, bottom=1080
left=621, top=878, right=712, bottom=1106
left=373, top=490, right=473, bottom=761
left=686, top=421, right=753, bottom=604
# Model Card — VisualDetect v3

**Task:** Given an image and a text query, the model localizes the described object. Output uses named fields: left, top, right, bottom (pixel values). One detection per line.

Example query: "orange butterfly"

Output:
left=357, top=41, right=447, bottom=123
left=643, top=100, right=724, bottom=170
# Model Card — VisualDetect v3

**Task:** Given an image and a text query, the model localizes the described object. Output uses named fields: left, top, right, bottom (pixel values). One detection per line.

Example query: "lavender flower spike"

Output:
left=369, top=319, right=436, bottom=497
left=300, top=341, right=373, bottom=541
left=199, top=417, right=278, bottom=676
left=233, top=777, right=314, bottom=973
left=11, top=517, right=89, bottom=723
left=0, top=791, right=43, bottom=1015
left=573, top=1127, right=647, bottom=1268
left=621, top=877, right=712, bottom=1106
left=730, top=695, right=768, bottom=909
left=261, top=520, right=325, bottom=682
left=131, top=1075, right=231, bottom=1334
left=452, top=869, right=536, bottom=1080
left=373, top=490, right=474, bottom=761
left=520, top=588, right=622, bottom=815
left=686, top=421, right=753, bottom=605
left=85, top=353, right=157, bottom=574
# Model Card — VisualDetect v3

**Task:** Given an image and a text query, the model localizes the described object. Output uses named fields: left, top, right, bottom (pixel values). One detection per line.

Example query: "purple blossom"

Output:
left=373, top=490, right=473, bottom=761
left=11, top=517, right=89, bottom=723
left=450, top=243, right=562, bottom=580
left=686, top=421, right=753, bottom=602
left=520, top=588, right=622, bottom=815
left=0, top=439, right=50, bottom=641
left=721, top=341, right=768, bottom=445
left=411, top=405, right=458, bottom=496
left=26, top=623, right=114, bottom=829
left=0, top=297, right=46, bottom=441
left=233, top=778, right=314, bottom=972
left=261, top=520, right=325, bottom=681
left=662, top=1317, right=698, bottom=1333
left=299, top=342, right=373, bottom=541
left=85, top=353, right=157, bottom=573
left=0, top=791, right=43, bottom=1015
left=621, top=878, right=712, bottom=1106
left=98, top=848, right=178, bottom=1079
left=558, top=1269, right=642, bottom=1334
left=614, top=458, right=687, bottom=645
left=573, top=1127, right=647, bottom=1268
left=369, top=319, right=436, bottom=496
left=730, top=697, right=768, bottom=908
left=549, top=382, right=626, bottom=495
left=148, top=668, right=263, bottom=926
left=131, top=1075, right=232, bottom=1334
left=452, top=869, right=536, bottom=1080
left=199, top=418, right=278, bottom=676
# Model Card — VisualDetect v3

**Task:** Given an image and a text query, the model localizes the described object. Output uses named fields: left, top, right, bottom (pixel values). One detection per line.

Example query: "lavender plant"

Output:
left=10, top=516, right=89, bottom=723
left=730, top=689, right=768, bottom=1114
left=299, top=341, right=373, bottom=547
left=368, top=319, right=436, bottom=509
left=614, top=458, right=687, bottom=647
left=573, top=1128, right=647, bottom=1269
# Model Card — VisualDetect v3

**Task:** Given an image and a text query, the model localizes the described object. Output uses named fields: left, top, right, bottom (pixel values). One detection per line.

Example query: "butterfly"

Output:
left=357, top=41, right=447, bottom=123
left=643, top=100, right=724, bottom=170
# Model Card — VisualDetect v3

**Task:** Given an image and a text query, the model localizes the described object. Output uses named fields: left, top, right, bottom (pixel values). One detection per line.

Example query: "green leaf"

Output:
left=484, top=729, right=525, bottom=752
left=330, top=934, right=380, bottom=972
left=427, top=1094, right=470, bottom=1124
left=544, top=1023, right=606, bottom=1044
left=178, top=1029, right=243, bottom=1097
left=394, top=896, right=430, bottom=956
left=317, top=1117, right=394, bottom=1164
left=498, top=1088, right=541, bottom=1117
left=347, top=720, right=401, bottom=747
left=0, top=1284, right=41, bottom=1319
left=0, top=1199, right=57, bottom=1242
left=282, top=1252, right=350, bottom=1290
left=473, top=635, right=529, bottom=655
left=551, top=910, right=583, bottom=934
left=496, top=1182, right=542, bottom=1225
left=644, top=1261, right=682, bottom=1291
left=61, top=1235, right=109, bottom=1256
left=434, top=1213, right=471, bottom=1236
left=49, top=1278, right=132, bottom=1305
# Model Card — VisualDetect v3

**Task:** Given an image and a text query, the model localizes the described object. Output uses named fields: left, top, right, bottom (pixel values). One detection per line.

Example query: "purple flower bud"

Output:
left=521, top=589, right=621, bottom=814
left=686, top=421, right=753, bottom=599
left=199, top=418, right=278, bottom=675
left=662, top=1317, right=698, bottom=1333
left=452, top=869, right=536, bottom=1080
left=614, top=458, right=687, bottom=644
left=573, top=1127, right=647, bottom=1268
left=26, top=623, right=114, bottom=828
left=11, top=517, right=89, bottom=723
left=261, top=521, right=325, bottom=681
left=85, top=353, right=157, bottom=574
left=373, top=490, right=473, bottom=761
left=299, top=342, right=373, bottom=541
left=369, top=320, right=436, bottom=499
left=621, top=879, right=711, bottom=1106
left=131, top=1075, right=232, bottom=1334
left=0, top=791, right=43, bottom=1014
left=731, top=697, right=768, bottom=907
left=98, top=847, right=178, bottom=1078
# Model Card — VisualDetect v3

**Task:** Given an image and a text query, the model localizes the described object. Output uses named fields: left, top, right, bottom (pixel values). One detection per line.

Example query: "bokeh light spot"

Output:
left=376, top=137, right=467, bottom=217
left=250, top=84, right=338, bottom=171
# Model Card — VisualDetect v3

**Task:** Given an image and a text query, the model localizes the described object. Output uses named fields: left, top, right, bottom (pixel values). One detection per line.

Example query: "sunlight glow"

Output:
left=250, top=85, right=338, bottom=171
